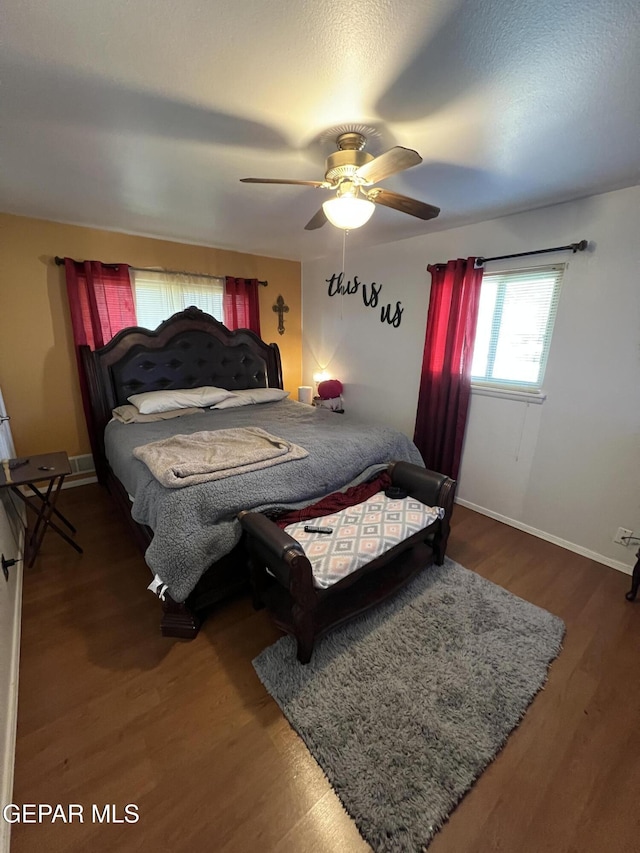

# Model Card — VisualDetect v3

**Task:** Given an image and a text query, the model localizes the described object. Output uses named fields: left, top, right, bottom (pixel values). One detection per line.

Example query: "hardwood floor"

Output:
left=10, top=484, right=640, bottom=852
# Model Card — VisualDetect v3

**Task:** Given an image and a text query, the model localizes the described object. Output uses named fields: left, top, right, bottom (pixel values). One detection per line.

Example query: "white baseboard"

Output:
left=455, top=497, right=635, bottom=576
left=61, top=475, right=98, bottom=490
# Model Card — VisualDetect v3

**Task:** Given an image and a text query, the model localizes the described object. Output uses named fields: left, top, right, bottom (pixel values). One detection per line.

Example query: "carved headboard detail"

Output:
left=80, top=306, right=283, bottom=481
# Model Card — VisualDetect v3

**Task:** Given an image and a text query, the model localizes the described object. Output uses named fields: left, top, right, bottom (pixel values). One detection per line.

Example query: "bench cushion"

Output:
left=284, top=492, right=444, bottom=589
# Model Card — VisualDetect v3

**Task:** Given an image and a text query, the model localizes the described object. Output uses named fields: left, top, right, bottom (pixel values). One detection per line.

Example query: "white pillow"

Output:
left=128, top=386, right=234, bottom=414
left=211, top=388, right=290, bottom=409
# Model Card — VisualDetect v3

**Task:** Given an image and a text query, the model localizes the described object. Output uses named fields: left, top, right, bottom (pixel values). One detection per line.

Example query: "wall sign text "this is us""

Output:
left=326, top=273, right=403, bottom=328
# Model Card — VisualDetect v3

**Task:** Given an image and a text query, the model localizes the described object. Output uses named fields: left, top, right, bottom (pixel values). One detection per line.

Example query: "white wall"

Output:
left=0, top=494, right=22, bottom=853
left=302, top=185, right=640, bottom=572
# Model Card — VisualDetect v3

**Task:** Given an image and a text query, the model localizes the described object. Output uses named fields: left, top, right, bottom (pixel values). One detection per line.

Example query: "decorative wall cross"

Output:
left=272, top=294, right=289, bottom=335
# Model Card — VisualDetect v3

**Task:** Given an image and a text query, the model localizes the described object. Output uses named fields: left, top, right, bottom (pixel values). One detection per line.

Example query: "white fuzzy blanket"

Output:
left=133, top=427, right=308, bottom=487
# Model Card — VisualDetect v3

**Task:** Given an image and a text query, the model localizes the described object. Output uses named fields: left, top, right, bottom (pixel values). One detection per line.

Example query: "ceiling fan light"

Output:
left=322, top=196, right=375, bottom=230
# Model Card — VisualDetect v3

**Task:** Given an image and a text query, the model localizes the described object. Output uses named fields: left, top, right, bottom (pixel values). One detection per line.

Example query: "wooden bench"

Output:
left=239, top=461, right=456, bottom=663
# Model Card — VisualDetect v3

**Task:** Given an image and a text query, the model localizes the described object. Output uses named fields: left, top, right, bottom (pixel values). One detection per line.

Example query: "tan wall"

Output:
left=0, top=213, right=302, bottom=457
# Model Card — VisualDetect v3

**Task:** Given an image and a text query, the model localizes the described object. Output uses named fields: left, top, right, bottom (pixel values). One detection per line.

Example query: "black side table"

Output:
left=0, top=451, right=83, bottom=567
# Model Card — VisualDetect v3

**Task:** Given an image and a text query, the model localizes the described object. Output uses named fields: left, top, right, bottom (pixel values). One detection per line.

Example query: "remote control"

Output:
left=303, top=525, right=334, bottom=534
left=8, top=458, right=29, bottom=470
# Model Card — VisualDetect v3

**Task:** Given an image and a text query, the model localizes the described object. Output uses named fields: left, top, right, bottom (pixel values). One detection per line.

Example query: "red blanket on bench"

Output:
left=271, top=473, right=392, bottom=529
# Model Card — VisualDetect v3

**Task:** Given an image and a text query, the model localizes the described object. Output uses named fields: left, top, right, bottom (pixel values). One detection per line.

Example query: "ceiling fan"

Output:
left=240, top=131, right=440, bottom=231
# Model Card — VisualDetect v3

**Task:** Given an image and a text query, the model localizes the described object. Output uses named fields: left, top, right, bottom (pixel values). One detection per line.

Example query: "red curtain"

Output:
left=64, top=259, right=136, bottom=350
left=63, top=259, right=136, bottom=454
left=413, top=257, right=483, bottom=480
left=224, top=277, right=261, bottom=336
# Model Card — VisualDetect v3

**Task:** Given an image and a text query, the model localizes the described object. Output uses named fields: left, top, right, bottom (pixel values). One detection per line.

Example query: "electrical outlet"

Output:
left=613, top=527, right=633, bottom=546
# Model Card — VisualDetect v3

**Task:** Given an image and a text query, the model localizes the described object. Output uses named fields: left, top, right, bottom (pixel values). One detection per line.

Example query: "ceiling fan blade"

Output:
left=355, top=146, right=422, bottom=184
left=304, top=207, right=328, bottom=230
left=240, top=178, right=328, bottom=187
left=371, top=189, right=440, bottom=221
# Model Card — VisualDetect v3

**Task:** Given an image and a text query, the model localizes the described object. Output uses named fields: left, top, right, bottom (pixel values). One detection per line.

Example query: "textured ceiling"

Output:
left=2, top=0, right=639, bottom=261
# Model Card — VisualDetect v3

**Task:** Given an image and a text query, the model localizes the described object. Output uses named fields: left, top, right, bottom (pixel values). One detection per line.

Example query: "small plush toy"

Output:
left=317, top=379, right=343, bottom=400
left=315, top=379, right=344, bottom=412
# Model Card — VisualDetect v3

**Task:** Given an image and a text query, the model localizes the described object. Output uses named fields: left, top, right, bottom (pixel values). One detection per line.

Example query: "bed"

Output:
left=80, top=306, right=433, bottom=638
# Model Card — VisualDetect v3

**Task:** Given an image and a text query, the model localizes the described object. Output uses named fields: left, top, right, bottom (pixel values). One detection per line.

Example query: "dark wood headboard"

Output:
left=80, top=306, right=283, bottom=481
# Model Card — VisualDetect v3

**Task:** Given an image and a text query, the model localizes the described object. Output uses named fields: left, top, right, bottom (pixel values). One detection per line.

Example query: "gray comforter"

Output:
left=104, top=398, right=424, bottom=602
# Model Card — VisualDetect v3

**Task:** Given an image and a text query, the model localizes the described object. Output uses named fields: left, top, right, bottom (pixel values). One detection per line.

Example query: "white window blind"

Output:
left=130, top=270, right=224, bottom=330
left=471, top=264, right=564, bottom=392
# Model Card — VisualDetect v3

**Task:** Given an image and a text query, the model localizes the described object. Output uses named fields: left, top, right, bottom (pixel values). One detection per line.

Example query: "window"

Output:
left=471, top=264, right=564, bottom=394
left=131, top=270, right=224, bottom=330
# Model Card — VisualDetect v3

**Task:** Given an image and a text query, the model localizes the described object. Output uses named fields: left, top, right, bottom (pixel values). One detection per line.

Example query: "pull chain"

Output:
left=341, top=229, right=348, bottom=321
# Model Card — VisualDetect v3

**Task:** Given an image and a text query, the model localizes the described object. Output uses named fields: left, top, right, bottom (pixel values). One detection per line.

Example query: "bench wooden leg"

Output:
left=293, top=604, right=315, bottom=664
left=432, top=519, right=451, bottom=566
left=248, top=556, right=267, bottom=610
left=432, top=539, right=445, bottom=565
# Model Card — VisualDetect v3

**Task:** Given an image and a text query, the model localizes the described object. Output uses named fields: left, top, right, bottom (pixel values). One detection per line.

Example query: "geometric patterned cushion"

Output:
left=284, top=492, right=444, bottom=589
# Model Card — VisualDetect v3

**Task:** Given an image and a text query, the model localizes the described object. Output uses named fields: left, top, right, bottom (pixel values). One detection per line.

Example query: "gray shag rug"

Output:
left=253, top=558, right=565, bottom=853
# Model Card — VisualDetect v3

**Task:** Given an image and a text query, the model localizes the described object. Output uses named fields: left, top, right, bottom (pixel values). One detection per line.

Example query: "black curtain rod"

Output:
left=54, top=256, right=268, bottom=286
left=475, top=240, right=588, bottom=267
